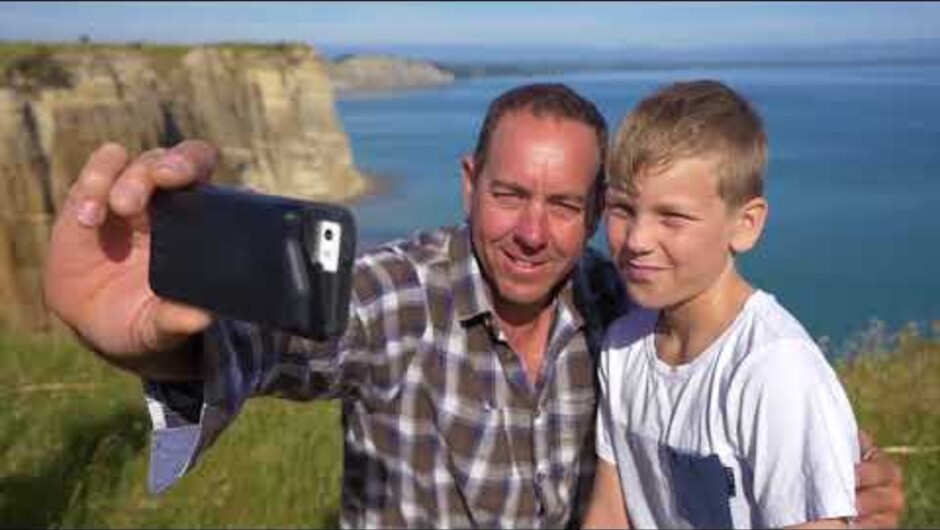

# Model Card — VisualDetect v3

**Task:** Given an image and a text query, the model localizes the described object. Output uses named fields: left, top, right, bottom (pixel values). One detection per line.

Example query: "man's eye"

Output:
left=492, top=190, right=523, bottom=204
left=551, top=201, right=583, bottom=215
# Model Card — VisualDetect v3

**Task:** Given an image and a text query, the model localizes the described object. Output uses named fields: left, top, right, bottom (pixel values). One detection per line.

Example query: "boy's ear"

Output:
left=730, top=197, right=768, bottom=254
left=460, top=155, right=477, bottom=218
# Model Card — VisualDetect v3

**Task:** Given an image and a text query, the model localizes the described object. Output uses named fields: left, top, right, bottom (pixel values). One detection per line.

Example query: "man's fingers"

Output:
left=64, top=140, right=219, bottom=228
left=151, top=140, right=220, bottom=188
left=109, top=148, right=165, bottom=217
left=855, top=455, right=905, bottom=529
left=854, top=441, right=906, bottom=528
left=853, top=498, right=903, bottom=529
left=860, top=514, right=901, bottom=530
left=855, top=451, right=904, bottom=489
left=856, top=483, right=905, bottom=513
left=68, top=143, right=130, bottom=228
left=858, top=430, right=875, bottom=459
left=152, top=300, right=212, bottom=343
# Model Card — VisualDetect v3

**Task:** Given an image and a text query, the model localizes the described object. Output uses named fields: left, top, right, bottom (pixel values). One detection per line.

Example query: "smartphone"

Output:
left=149, top=183, right=357, bottom=341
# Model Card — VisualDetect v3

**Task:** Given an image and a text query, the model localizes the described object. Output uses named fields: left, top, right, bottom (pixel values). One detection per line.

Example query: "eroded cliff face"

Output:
left=0, top=43, right=368, bottom=332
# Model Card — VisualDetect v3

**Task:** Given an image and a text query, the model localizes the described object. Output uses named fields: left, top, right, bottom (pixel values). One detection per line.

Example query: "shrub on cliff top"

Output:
left=2, top=47, right=73, bottom=93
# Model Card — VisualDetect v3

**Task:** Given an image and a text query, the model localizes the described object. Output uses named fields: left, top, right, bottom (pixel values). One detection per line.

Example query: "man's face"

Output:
left=462, top=111, right=600, bottom=316
left=605, top=157, right=755, bottom=310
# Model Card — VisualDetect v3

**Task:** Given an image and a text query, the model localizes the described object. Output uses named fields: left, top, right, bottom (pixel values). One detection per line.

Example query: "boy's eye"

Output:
left=662, top=212, right=693, bottom=227
left=607, top=202, right=635, bottom=219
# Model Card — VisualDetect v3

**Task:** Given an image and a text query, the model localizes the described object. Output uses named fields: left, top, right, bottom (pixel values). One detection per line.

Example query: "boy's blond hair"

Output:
left=607, top=79, right=767, bottom=208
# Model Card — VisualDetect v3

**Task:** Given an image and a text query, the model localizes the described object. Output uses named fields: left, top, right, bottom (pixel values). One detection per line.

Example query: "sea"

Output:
left=334, top=64, right=940, bottom=352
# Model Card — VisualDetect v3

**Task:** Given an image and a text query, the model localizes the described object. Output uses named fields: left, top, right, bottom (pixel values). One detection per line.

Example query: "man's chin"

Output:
left=493, top=283, right=554, bottom=312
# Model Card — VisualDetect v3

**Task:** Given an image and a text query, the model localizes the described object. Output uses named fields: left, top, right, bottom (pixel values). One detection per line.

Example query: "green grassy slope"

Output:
left=1, top=322, right=936, bottom=528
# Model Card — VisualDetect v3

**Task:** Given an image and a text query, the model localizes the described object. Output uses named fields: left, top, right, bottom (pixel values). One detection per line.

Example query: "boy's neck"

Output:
left=655, top=265, right=755, bottom=367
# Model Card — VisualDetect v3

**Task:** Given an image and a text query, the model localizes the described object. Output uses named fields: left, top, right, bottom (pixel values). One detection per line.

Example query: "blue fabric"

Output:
left=148, top=424, right=201, bottom=494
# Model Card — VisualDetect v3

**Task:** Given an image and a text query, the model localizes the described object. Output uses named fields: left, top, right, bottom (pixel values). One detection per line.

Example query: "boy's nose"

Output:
left=625, top=216, right=655, bottom=254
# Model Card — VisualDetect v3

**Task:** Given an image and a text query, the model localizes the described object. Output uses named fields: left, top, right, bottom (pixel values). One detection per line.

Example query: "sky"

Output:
left=2, top=1, right=940, bottom=52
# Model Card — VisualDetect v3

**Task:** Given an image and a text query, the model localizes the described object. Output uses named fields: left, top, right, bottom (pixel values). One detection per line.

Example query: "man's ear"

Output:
left=461, top=155, right=477, bottom=218
left=730, top=197, right=768, bottom=254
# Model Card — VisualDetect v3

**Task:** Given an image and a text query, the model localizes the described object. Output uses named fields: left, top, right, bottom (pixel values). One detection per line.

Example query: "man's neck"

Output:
left=492, top=295, right=558, bottom=387
left=655, top=265, right=754, bottom=367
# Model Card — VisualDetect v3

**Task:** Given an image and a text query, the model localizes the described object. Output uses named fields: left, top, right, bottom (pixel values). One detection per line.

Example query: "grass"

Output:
left=0, top=40, right=310, bottom=87
left=0, top=321, right=937, bottom=528
left=0, top=332, right=343, bottom=528
left=0, top=41, right=183, bottom=71
left=836, top=321, right=940, bottom=528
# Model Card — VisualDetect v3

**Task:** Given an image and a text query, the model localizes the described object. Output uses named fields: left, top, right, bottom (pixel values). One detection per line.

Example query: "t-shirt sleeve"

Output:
left=595, top=344, right=617, bottom=464
left=729, top=339, right=860, bottom=528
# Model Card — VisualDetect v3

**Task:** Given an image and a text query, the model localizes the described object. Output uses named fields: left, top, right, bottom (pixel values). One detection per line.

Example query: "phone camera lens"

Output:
left=324, top=229, right=334, bottom=241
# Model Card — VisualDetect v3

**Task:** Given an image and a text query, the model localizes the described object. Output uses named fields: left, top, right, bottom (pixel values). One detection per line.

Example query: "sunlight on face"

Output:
left=605, top=157, right=743, bottom=310
left=463, top=111, right=601, bottom=318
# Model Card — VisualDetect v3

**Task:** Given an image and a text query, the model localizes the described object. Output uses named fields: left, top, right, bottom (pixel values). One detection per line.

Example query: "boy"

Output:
left=583, top=80, right=859, bottom=528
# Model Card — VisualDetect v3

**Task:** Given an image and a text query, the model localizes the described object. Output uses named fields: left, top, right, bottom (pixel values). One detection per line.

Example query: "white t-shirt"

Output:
left=596, top=290, right=859, bottom=528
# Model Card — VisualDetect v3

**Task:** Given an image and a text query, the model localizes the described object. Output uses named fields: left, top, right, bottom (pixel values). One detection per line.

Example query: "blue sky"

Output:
left=2, top=1, right=940, bottom=50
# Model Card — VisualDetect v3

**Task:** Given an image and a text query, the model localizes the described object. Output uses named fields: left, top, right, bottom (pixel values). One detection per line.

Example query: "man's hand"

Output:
left=854, top=431, right=905, bottom=529
left=43, top=140, right=220, bottom=378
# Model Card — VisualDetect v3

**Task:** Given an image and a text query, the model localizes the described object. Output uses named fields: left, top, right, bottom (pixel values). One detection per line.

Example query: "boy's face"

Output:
left=604, top=156, right=766, bottom=310
left=462, top=110, right=600, bottom=316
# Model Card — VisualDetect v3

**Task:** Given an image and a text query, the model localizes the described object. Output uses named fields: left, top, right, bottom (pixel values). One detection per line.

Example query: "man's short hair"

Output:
left=473, top=83, right=608, bottom=183
left=607, top=79, right=767, bottom=207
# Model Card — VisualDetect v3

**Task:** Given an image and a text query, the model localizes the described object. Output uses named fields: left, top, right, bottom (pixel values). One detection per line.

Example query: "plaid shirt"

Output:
left=145, top=223, right=629, bottom=529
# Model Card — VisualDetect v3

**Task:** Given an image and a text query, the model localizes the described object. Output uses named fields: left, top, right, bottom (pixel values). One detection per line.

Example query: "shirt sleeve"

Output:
left=729, top=339, right=860, bottom=528
left=143, top=302, right=369, bottom=494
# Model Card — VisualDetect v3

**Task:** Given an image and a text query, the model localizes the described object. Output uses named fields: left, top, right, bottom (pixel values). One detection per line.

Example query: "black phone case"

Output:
left=149, top=183, right=356, bottom=341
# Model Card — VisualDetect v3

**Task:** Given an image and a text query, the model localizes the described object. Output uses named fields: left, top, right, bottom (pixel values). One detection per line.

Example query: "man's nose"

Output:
left=514, top=202, right=548, bottom=251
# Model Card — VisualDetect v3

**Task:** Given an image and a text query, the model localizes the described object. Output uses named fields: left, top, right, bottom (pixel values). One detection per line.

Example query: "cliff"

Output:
left=327, top=54, right=455, bottom=92
left=0, top=42, right=369, bottom=332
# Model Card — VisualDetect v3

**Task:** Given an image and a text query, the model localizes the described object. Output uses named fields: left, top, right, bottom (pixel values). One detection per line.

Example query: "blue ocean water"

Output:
left=336, top=64, right=940, bottom=348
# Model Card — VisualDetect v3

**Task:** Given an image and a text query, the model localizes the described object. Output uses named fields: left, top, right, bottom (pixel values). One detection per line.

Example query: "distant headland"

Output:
left=327, top=54, right=455, bottom=92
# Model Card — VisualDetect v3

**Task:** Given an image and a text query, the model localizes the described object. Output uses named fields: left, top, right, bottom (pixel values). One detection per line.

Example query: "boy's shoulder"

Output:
left=738, top=289, right=812, bottom=340
left=723, top=290, right=832, bottom=384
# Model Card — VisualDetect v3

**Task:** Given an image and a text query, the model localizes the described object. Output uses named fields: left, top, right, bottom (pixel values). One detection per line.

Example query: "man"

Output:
left=43, top=83, right=904, bottom=528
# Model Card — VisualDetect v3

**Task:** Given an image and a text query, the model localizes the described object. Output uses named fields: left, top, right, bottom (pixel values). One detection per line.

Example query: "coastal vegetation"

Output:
left=1, top=320, right=936, bottom=528
left=1, top=47, right=73, bottom=94
left=0, top=40, right=316, bottom=86
left=0, top=40, right=456, bottom=91
left=0, top=40, right=189, bottom=80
